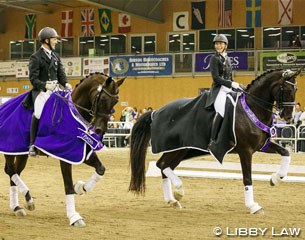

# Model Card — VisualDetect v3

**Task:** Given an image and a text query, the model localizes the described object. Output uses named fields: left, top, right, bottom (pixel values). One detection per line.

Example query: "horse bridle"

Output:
left=241, top=74, right=297, bottom=114
left=74, top=80, right=119, bottom=119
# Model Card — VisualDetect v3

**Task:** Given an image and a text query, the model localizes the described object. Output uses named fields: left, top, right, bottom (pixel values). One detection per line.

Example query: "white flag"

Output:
left=173, top=11, right=189, bottom=31
left=278, top=0, right=293, bottom=25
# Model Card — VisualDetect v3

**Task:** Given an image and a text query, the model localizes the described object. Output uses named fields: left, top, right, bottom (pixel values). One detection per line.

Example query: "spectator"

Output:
left=289, top=34, right=302, bottom=48
left=293, top=103, right=302, bottom=127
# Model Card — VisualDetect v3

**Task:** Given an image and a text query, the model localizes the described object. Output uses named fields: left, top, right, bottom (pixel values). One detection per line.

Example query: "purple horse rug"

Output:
left=0, top=91, right=103, bottom=164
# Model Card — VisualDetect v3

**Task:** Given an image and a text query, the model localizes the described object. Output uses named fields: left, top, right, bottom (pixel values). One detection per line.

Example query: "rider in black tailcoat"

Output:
left=22, top=27, right=72, bottom=156
left=205, top=34, right=243, bottom=149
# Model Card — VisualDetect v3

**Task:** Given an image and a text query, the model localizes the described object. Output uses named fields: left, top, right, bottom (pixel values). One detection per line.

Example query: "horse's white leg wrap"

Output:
left=162, top=178, right=175, bottom=202
left=163, top=167, right=182, bottom=189
left=244, top=185, right=254, bottom=208
left=11, top=174, right=29, bottom=196
left=244, top=185, right=262, bottom=214
left=10, top=186, right=19, bottom=210
left=66, top=194, right=82, bottom=225
left=83, top=172, right=103, bottom=192
left=278, top=156, right=291, bottom=178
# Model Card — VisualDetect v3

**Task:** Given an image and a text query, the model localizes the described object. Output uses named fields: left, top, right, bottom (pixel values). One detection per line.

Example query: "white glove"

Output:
left=45, top=81, right=57, bottom=91
left=231, top=82, right=240, bottom=90
left=65, top=83, right=73, bottom=90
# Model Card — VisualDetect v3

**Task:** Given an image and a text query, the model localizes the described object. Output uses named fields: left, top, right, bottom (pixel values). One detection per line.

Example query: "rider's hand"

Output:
left=231, top=82, right=244, bottom=90
left=45, top=81, right=57, bottom=91
left=65, top=83, right=73, bottom=90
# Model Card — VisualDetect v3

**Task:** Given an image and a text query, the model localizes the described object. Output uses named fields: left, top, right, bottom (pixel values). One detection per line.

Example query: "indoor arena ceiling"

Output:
left=0, top=0, right=164, bottom=23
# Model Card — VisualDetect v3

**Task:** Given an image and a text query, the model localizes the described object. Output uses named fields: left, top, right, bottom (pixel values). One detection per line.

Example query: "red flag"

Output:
left=118, top=13, right=131, bottom=33
left=61, top=10, right=73, bottom=37
left=218, top=0, right=232, bottom=28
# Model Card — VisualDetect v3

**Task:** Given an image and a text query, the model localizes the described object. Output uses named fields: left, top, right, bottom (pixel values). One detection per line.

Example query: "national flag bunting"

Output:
left=191, top=1, right=205, bottom=30
left=218, top=0, right=232, bottom=28
left=61, top=10, right=73, bottom=38
left=278, top=0, right=293, bottom=25
left=118, top=13, right=131, bottom=33
left=81, top=8, right=94, bottom=37
left=246, top=0, right=261, bottom=27
left=99, top=9, right=112, bottom=33
left=25, top=14, right=37, bottom=39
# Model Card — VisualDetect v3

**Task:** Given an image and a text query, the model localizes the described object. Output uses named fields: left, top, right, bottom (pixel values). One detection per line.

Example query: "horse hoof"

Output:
left=174, top=186, right=184, bottom=201
left=72, top=219, right=86, bottom=228
left=24, top=198, right=35, bottom=211
left=270, top=173, right=282, bottom=187
left=168, top=200, right=182, bottom=209
left=74, top=180, right=86, bottom=195
left=249, top=203, right=263, bottom=214
left=14, top=207, right=27, bottom=216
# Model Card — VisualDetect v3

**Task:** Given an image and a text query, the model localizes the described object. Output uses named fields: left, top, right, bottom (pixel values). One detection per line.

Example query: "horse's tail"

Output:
left=129, top=111, right=152, bottom=194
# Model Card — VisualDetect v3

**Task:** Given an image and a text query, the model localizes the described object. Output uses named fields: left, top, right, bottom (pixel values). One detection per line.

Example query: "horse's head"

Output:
left=72, top=73, right=125, bottom=134
left=272, top=69, right=300, bottom=122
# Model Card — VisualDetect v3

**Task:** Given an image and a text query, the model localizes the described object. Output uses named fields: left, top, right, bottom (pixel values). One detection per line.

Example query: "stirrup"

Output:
left=28, top=145, right=37, bottom=156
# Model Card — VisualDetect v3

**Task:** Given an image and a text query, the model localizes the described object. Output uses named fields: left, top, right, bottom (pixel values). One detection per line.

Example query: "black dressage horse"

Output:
left=129, top=69, right=300, bottom=214
left=3, top=73, right=125, bottom=227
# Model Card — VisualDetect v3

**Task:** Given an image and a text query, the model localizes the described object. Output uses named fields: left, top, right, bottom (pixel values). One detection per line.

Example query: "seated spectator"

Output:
left=108, top=114, right=118, bottom=128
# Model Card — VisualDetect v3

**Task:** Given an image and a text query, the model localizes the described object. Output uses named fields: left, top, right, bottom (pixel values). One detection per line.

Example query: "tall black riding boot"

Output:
left=208, top=113, right=223, bottom=149
left=29, top=115, right=39, bottom=156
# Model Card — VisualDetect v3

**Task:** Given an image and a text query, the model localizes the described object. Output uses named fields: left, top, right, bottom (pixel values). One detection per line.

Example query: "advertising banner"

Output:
left=83, top=57, right=109, bottom=76
left=0, top=61, right=16, bottom=76
left=195, top=52, right=248, bottom=72
left=61, top=58, right=82, bottom=77
left=16, top=61, right=29, bottom=78
left=260, top=52, right=305, bottom=72
left=110, top=55, right=172, bottom=76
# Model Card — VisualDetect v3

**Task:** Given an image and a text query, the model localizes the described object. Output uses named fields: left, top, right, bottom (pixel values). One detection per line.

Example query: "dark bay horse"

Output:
left=129, top=69, right=300, bottom=214
left=2, top=73, right=125, bottom=227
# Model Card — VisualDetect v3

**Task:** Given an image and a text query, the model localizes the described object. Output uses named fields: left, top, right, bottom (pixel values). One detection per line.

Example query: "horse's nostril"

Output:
left=95, top=128, right=102, bottom=134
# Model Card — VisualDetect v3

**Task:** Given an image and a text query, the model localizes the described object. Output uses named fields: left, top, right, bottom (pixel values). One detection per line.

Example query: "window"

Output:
left=79, top=37, right=94, bottom=56
left=236, top=28, right=254, bottom=49
left=282, top=26, right=301, bottom=48
left=130, top=34, right=156, bottom=54
left=110, top=35, right=126, bottom=55
left=61, top=38, right=74, bottom=56
left=263, top=27, right=281, bottom=48
left=168, top=32, right=195, bottom=52
left=10, top=40, right=35, bottom=59
left=198, top=30, right=216, bottom=51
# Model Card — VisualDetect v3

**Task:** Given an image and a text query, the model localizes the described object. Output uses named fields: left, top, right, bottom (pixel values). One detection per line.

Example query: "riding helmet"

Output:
left=38, top=27, right=59, bottom=42
left=213, top=34, right=228, bottom=45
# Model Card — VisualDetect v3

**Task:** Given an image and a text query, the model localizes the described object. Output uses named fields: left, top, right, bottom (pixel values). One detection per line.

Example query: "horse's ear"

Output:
left=106, top=77, right=112, bottom=86
left=116, top=77, right=126, bottom=87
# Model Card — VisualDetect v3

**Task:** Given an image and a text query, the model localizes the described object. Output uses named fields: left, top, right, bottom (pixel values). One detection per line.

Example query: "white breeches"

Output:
left=34, top=90, right=53, bottom=119
left=214, top=86, right=232, bottom=117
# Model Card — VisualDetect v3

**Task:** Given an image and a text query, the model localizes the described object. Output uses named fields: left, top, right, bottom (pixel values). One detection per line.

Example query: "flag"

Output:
left=98, top=9, right=112, bottom=33
left=278, top=0, right=293, bottom=25
left=191, top=1, right=205, bottom=30
left=173, top=12, right=189, bottom=31
left=61, top=10, right=73, bottom=38
left=246, top=0, right=261, bottom=27
left=81, top=9, right=94, bottom=37
left=118, top=13, right=131, bottom=33
left=218, top=0, right=232, bottom=28
left=25, top=14, right=37, bottom=39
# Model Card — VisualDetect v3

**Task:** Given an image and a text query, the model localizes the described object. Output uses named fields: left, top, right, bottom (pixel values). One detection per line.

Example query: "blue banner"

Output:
left=110, top=55, right=172, bottom=76
left=195, top=52, right=248, bottom=72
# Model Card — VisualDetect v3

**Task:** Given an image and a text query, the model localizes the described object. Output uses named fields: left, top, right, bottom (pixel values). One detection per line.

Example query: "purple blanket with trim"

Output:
left=0, top=91, right=103, bottom=164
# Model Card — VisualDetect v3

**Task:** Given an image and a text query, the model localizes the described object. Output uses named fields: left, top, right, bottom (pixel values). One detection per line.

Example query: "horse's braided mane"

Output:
left=75, top=72, right=109, bottom=89
left=245, top=69, right=281, bottom=91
